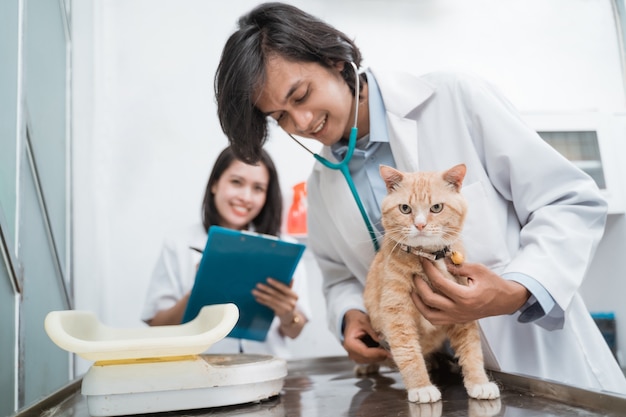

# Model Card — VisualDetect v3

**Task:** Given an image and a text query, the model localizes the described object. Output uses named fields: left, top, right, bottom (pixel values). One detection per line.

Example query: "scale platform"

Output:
left=44, top=304, right=288, bottom=416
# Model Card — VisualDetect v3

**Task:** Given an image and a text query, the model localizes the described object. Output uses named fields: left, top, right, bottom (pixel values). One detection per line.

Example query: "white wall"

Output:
left=72, top=0, right=626, bottom=373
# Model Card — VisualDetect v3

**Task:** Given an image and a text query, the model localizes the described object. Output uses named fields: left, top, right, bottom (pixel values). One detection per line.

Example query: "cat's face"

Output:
left=379, top=164, right=467, bottom=250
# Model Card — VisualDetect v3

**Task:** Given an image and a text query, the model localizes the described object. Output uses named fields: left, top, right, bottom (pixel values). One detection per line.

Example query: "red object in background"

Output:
left=287, top=181, right=307, bottom=235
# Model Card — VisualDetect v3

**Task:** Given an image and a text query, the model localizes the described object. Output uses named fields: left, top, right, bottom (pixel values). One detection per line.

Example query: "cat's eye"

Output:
left=399, top=204, right=412, bottom=214
left=430, top=203, right=444, bottom=213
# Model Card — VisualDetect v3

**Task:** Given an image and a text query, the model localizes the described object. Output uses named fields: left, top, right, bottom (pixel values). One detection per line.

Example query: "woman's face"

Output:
left=255, top=55, right=355, bottom=147
left=211, top=160, right=269, bottom=230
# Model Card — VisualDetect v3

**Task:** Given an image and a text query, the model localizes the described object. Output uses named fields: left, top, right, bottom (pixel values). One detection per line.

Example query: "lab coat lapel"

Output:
left=315, top=148, right=376, bottom=263
left=387, top=113, right=419, bottom=172
left=371, top=68, right=435, bottom=173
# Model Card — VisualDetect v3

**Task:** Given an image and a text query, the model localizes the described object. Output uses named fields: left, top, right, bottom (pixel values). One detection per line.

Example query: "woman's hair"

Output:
left=215, top=2, right=363, bottom=163
left=201, top=146, right=283, bottom=236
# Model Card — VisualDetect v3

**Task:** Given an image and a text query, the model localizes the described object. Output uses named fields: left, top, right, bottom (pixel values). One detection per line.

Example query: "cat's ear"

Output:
left=379, top=165, right=404, bottom=192
left=443, top=164, right=466, bottom=191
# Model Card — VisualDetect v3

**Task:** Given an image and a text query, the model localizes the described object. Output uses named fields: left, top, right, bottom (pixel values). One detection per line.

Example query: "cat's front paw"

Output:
left=408, top=401, right=442, bottom=417
left=466, top=382, right=500, bottom=400
left=468, top=398, right=501, bottom=417
left=407, top=385, right=441, bottom=403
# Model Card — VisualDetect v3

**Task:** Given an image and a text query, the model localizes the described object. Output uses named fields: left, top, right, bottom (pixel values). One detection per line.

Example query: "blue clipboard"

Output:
left=182, top=226, right=306, bottom=341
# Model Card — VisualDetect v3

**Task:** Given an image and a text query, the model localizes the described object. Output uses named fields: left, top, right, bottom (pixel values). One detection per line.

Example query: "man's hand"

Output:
left=342, top=309, right=390, bottom=363
left=412, top=259, right=530, bottom=325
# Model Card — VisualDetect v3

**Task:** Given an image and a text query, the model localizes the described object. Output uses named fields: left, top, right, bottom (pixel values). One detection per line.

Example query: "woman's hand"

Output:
left=147, top=292, right=191, bottom=326
left=342, top=309, right=390, bottom=364
left=412, top=259, right=530, bottom=325
left=253, top=277, right=306, bottom=338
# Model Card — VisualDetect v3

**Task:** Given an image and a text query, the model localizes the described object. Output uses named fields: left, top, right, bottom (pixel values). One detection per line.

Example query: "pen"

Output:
left=189, top=246, right=203, bottom=254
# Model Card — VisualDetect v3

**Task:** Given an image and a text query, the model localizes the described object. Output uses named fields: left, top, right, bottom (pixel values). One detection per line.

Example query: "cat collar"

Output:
left=399, top=244, right=464, bottom=265
left=399, top=244, right=450, bottom=261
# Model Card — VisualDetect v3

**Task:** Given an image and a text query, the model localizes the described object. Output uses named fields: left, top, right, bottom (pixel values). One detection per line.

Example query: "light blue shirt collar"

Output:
left=365, top=70, right=389, bottom=144
left=331, top=70, right=389, bottom=157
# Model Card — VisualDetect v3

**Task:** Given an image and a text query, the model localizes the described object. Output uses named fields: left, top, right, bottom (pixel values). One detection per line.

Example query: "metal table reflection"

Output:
left=16, top=355, right=626, bottom=417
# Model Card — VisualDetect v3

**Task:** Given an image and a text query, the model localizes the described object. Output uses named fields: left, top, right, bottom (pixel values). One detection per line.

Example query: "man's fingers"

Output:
left=421, top=258, right=469, bottom=301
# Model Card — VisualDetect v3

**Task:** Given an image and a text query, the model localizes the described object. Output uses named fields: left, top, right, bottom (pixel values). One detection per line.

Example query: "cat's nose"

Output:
left=414, top=214, right=427, bottom=231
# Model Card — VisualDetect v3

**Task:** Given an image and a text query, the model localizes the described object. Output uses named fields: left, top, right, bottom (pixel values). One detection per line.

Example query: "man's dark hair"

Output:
left=214, top=2, right=362, bottom=163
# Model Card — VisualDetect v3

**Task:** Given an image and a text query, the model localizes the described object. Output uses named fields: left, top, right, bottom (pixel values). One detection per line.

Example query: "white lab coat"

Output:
left=141, top=223, right=311, bottom=359
left=307, top=69, right=626, bottom=394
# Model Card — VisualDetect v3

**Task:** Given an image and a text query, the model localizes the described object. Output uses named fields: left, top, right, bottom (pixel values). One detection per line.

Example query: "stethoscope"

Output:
left=287, top=62, right=380, bottom=252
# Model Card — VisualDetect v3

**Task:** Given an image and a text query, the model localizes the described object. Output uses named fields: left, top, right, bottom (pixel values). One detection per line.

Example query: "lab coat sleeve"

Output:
left=457, top=74, right=608, bottom=319
left=291, top=260, right=312, bottom=320
left=140, top=238, right=189, bottom=323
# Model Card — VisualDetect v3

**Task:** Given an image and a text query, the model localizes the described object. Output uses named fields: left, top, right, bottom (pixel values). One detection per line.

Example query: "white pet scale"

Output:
left=44, top=304, right=287, bottom=416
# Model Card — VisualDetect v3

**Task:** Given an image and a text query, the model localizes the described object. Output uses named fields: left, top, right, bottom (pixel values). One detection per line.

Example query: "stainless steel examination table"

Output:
left=16, top=356, right=626, bottom=417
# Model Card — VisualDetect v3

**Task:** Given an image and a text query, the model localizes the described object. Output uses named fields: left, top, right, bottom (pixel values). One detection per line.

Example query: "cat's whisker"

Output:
left=390, top=239, right=406, bottom=254
left=441, top=230, right=462, bottom=243
left=385, top=229, right=410, bottom=245
left=351, top=229, right=387, bottom=247
left=355, top=235, right=379, bottom=246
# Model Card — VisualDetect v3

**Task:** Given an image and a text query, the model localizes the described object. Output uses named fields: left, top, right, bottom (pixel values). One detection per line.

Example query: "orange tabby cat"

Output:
left=363, top=163, right=500, bottom=403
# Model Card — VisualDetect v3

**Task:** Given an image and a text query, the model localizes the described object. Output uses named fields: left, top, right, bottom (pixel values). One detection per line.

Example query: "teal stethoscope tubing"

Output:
left=288, top=62, right=380, bottom=252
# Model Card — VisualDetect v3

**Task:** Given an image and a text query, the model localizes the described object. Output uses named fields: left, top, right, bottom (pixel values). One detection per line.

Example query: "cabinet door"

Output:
left=0, top=0, right=72, bottom=414
left=0, top=1, right=21, bottom=415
